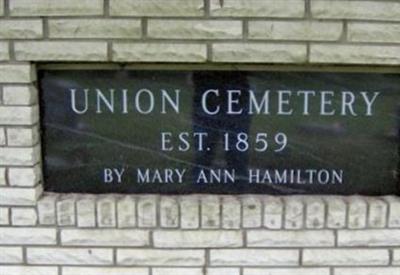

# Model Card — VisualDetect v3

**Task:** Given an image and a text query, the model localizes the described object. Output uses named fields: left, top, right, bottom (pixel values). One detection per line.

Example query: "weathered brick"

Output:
left=284, top=197, right=304, bottom=229
left=9, top=165, right=41, bottom=187
left=117, top=249, right=205, bottom=266
left=97, top=196, right=116, bottom=227
left=0, top=106, right=39, bottom=125
left=27, top=247, right=113, bottom=265
left=212, top=43, right=307, bottom=63
left=242, top=196, right=262, bottom=228
left=0, top=20, right=43, bottom=39
left=148, top=20, right=242, bottom=39
left=0, top=246, right=23, bottom=264
left=153, top=230, right=243, bottom=248
left=0, top=207, right=9, bottom=225
left=0, top=266, right=57, bottom=275
left=0, top=127, right=5, bottom=146
left=57, top=195, right=76, bottom=226
left=210, top=249, right=298, bottom=266
left=49, top=19, right=141, bottom=38
left=61, top=229, right=149, bottom=247
left=180, top=196, right=200, bottom=229
left=201, top=196, right=220, bottom=228
left=310, top=44, right=400, bottom=65
left=11, top=207, right=37, bottom=226
left=247, top=230, right=334, bottom=247
left=117, top=196, right=136, bottom=228
left=303, top=249, right=389, bottom=266
left=367, top=198, right=387, bottom=228
left=153, top=268, right=202, bottom=275
left=0, top=42, right=9, bottom=61
left=62, top=267, right=149, bottom=275
left=222, top=196, right=241, bottom=229
left=348, top=22, right=400, bottom=43
left=0, top=168, right=5, bottom=186
left=3, top=85, right=38, bottom=105
left=394, top=249, right=400, bottom=265
left=210, top=0, right=305, bottom=17
left=0, top=186, right=42, bottom=206
left=76, top=195, right=96, bottom=228
left=249, top=21, right=342, bottom=41
left=0, top=64, right=35, bottom=83
left=113, top=43, right=207, bottom=62
left=334, top=267, right=400, bottom=275
left=305, top=197, right=325, bottom=229
left=0, top=227, right=56, bottom=245
left=347, top=196, right=367, bottom=229
left=137, top=195, right=157, bottom=227
left=338, top=229, right=400, bottom=247
left=37, top=194, right=57, bottom=225
left=325, top=196, right=346, bottom=229
left=243, top=268, right=330, bottom=275
left=385, top=196, right=400, bottom=228
left=311, top=0, right=400, bottom=21
left=9, top=0, right=104, bottom=16
left=110, top=0, right=204, bottom=16
left=207, top=268, right=240, bottom=275
left=15, top=42, right=108, bottom=61
left=7, top=127, right=39, bottom=147
left=160, top=197, right=179, bottom=228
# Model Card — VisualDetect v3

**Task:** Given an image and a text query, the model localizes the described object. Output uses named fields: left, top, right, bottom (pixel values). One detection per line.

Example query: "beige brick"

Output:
left=148, top=20, right=242, bottom=39
left=0, top=64, right=35, bottom=83
left=97, top=196, right=116, bottom=227
left=394, top=249, right=400, bottom=265
left=210, top=249, right=298, bottom=266
left=263, top=196, right=283, bottom=229
left=37, top=194, right=57, bottom=225
left=15, top=41, right=108, bottom=61
left=303, top=249, right=389, bottom=266
left=334, top=267, right=400, bottom=275
left=137, top=195, right=157, bottom=227
left=0, top=106, right=39, bottom=125
left=160, top=197, right=179, bottom=228
left=0, top=127, right=5, bottom=146
left=180, top=196, right=200, bottom=229
left=244, top=268, right=330, bottom=275
left=247, top=230, right=334, bottom=247
left=201, top=196, right=220, bottom=228
left=212, top=43, right=307, bottom=63
left=0, top=168, right=5, bottom=186
left=3, top=85, right=38, bottom=105
left=210, top=0, right=304, bottom=17
left=49, top=19, right=141, bottom=39
left=153, top=268, right=202, bottom=275
left=325, top=196, right=346, bottom=229
left=27, top=247, right=113, bottom=265
left=0, top=42, right=9, bottom=61
left=348, top=22, right=400, bottom=43
left=338, top=229, right=400, bottom=247
left=311, top=0, right=400, bottom=21
left=76, top=195, right=96, bottom=228
left=305, top=197, right=325, bottom=229
left=61, top=229, right=149, bottom=246
left=7, top=127, right=39, bottom=147
left=0, top=246, right=23, bottom=264
left=0, top=266, right=57, bottom=275
left=0, top=186, right=42, bottom=206
left=222, top=196, right=241, bottom=229
left=153, top=230, right=243, bottom=248
left=0, top=227, right=56, bottom=245
left=311, top=44, right=400, bottom=65
left=10, top=0, right=104, bottom=16
left=117, top=196, right=136, bottom=228
left=284, top=197, right=304, bottom=229
left=242, top=196, right=262, bottom=228
left=110, top=0, right=204, bottom=16
left=11, top=207, right=37, bottom=226
left=0, top=20, right=43, bottom=39
left=113, top=43, right=207, bottom=62
left=367, top=198, right=388, bottom=228
left=8, top=165, right=41, bottom=187
left=249, top=21, right=342, bottom=41
left=57, top=195, right=76, bottom=226
left=62, top=267, right=149, bottom=275
left=117, top=249, right=205, bottom=266
left=207, top=268, right=240, bottom=275
left=347, top=196, right=367, bottom=229
left=0, top=207, right=9, bottom=225
left=385, top=196, right=400, bottom=228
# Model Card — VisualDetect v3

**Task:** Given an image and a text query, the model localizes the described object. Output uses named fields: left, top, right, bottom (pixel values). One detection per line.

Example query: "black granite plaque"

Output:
left=39, top=70, right=400, bottom=195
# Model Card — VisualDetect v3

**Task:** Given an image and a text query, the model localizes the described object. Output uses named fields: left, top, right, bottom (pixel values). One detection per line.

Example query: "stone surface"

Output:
left=348, top=23, right=400, bottom=43
left=160, top=197, right=179, bottom=228
left=222, top=196, right=241, bottom=229
left=338, top=230, right=400, bottom=247
left=57, top=195, right=76, bottom=226
left=303, top=249, right=389, bottom=266
left=243, top=268, right=330, bottom=275
left=62, top=267, right=149, bottom=275
left=152, top=268, right=202, bottom=275
left=305, top=197, right=325, bottom=229
left=0, top=266, right=58, bottom=275
left=7, top=127, right=39, bottom=147
left=0, top=0, right=3, bottom=16
left=0, top=168, right=5, bottom=186
left=367, top=198, right=388, bottom=228
left=148, top=20, right=242, bottom=39
left=0, top=128, right=5, bottom=146
left=347, top=196, right=367, bottom=229
left=3, top=85, right=38, bottom=105
left=201, top=196, right=220, bottom=228
left=0, top=246, right=23, bottom=264
left=0, top=186, right=42, bottom=206
left=334, top=267, right=400, bottom=275
left=117, top=196, right=136, bottom=228
left=27, top=248, right=113, bottom=265
left=11, top=207, right=37, bottom=226
left=0, top=20, right=43, bottom=39
left=385, top=196, right=400, bottom=228
left=37, top=194, right=57, bottom=225
left=0, top=227, right=56, bottom=245
left=0, top=64, right=35, bottom=83
left=137, top=196, right=157, bottom=227
left=76, top=195, right=96, bottom=227
left=0, top=42, right=9, bottom=61
left=207, top=268, right=240, bottom=275
left=325, top=196, right=347, bottom=228
left=180, top=196, right=200, bottom=229
left=394, top=249, right=400, bottom=266
left=284, top=197, right=304, bottom=229
left=0, top=106, right=39, bottom=125
left=0, top=207, right=9, bottom=225
left=97, top=196, right=116, bottom=227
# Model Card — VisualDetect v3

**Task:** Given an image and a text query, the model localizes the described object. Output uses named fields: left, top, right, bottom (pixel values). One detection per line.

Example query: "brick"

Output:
left=247, top=230, right=334, bottom=247
left=37, top=194, right=57, bottom=225
left=153, top=268, right=202, bottom=275
left=0, top=64, right=35, bottom=83
left=0, top=106, right=39, bottom=125
left=367, top=198, right=387, bottom=228
left=210, top=249, right=298, bottom=266
left=110, top=0, right=204, bottom=16
left=348, top=22, right=400, bottom=43
left=180, top=196, right=199, bottom=229
left=284, top=197, right=304, bottom=229
left=0, top=168, right=5, bottom=185
left=9, top=0, right=104, bottom=16
left=334, top=268, right=400, bottom=275
left=347, top=196, right=367, bottom=229
left=117, top=249, right=205, bottom=266
left=338, top=229, right=400, bottom=247
left=0, top=266, right=57, bottom=275
left=0, top=127, right=5, bottom=146
left=325, top=196, right=346, bottom=229
left=97, top=196, right=116, bottom=227
left=0, top=42, right=9, bottom=61
left=311, top=0, right=400, bottom=21
left=160, top=197, right=179, bottom=228
left=303, top=249, right=389, bottom=266
left=0, top=20, right=43, bottom=39
left=385, top=196, right=400, bottom=228
left=243, top=268, right=330, bottom=275
left=27, top=247, right=113, bottom=265
left=49, top=19, right=141, bottom=39
left=210, top=0, right=305, bottom=17
left=0, top=0, right=3, bottom=15
left=0, top=246, right=23, bottom=264
left=394, top=249, right=400, bottom=265
left=310, top=44, right=400, bottom=65
left=207, top=268, right=240, bottom=275
left=242, top=196, right=262, bottom=228
left=11, top=207, right=37, bottom=226
left=0, top=186, right=42, bottom=206
left=113, top=43, right=207, bottom=63
left=61, top=229, right=149, bottom=247
left=148, top=20, right=242, bottom=39
left=0, top=227, right=56, bottom=245
left=76, top=195, right=96, bottom=227
left=9, top=165, right=41, bottom=187
left=201, top=196, right=220, bottom=228
left=7, top=127, right=39, bottom=147
left=0, top=207, right=9, bottom=225
left=305, top=197, right=325, bottom=229
left=137, top=195, right=157, bottom=227
left=15, top=42, right=108, bottom=61
left=3, top=85, right=38, bottom=105
left=212, top=43, right=307, bottom=63
left=249, top=21, right=342, bottom=41
left=57, top=195, right=76, bottom=226
left=153, top=230, right=243, bottom=248
left=117, top=196, right=136, bottom=228
left=222, top=196, right=241, bottom=229
left=62, top=267, right=149, bottom=275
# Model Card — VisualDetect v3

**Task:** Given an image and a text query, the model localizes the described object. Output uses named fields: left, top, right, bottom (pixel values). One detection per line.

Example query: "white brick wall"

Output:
left=0, top=0, right=399, bottom=274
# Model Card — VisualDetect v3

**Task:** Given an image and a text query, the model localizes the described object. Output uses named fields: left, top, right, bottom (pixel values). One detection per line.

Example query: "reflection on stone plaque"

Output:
left=40, top=70, right=400, bottom=195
